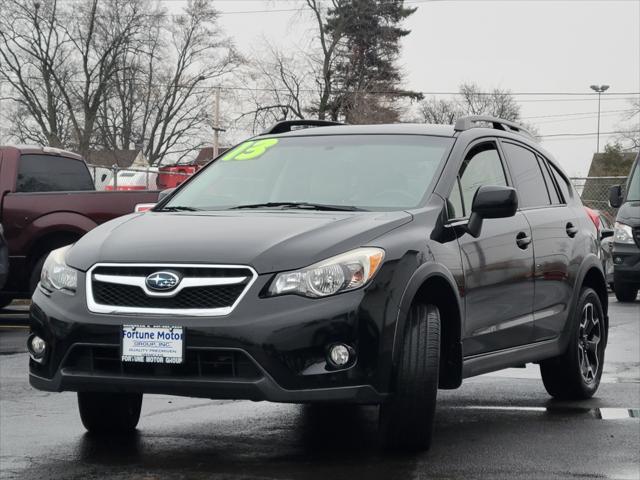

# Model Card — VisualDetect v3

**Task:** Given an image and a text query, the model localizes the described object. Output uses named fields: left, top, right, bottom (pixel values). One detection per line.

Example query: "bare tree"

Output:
left=614, top=98, right=640, bottom=151
left=0, top=0, right=72, bottom=147
left=95, top=0, right=240, bottom=164
left=418, top=97, right=461, bottom=125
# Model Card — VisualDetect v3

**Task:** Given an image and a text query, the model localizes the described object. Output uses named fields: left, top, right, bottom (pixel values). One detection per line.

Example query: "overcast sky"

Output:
left=199, top=0, right=640, bottom=177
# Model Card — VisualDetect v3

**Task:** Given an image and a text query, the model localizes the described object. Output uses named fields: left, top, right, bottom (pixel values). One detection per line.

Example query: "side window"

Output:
left=450, top=142, right=507, bottom=218
left=502, top=142, right=550, bottom=208
left=549, top=163, right=572, bottom=203
left=17, top=155, right=94, bottom=192
left=537, top=155, right=561, bottom=204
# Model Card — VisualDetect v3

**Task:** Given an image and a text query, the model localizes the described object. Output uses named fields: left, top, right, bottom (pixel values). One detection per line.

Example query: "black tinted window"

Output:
left=537, top=155, right=561, bottom=204
left=17, top=155, right=93, bottom=192
left=549, top=163, right=572, bottom=203
left=451, top=142, right=507, bottom=218
left=502, top=142, right=550, bottom=208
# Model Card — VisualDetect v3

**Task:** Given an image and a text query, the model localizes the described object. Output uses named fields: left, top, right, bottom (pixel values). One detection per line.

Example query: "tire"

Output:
left=540, top=288, right=606, bottom=400
left=379, top=302, right=440, bottom=451
left=614, top=283, right=638, bottom=303
left=78, top=392, right=143, bottom=434
left=0, top=295, right=13, bottom=309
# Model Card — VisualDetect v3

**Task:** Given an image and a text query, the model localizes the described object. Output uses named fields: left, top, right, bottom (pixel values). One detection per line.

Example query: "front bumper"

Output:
left=28, top=274, right=395, bottom=404
left=613, top=242, right=640, bottom=287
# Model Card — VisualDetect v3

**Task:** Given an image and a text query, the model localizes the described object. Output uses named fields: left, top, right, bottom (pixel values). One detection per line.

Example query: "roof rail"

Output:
left=454, top=115, right=536, bottom=140
left=261, top=119, right=343, bottom=135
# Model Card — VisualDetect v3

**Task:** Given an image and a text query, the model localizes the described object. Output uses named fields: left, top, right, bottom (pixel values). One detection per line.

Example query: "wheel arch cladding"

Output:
left=396, top=267, right=463, bottom=390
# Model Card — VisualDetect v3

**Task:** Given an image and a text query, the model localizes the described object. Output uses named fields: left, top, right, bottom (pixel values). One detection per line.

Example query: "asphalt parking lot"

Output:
left=1, top=297, right=638, bottom=480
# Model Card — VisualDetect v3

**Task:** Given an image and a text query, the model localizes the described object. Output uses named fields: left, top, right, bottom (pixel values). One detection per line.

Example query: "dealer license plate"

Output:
left=121, top=325, right=184, bottom=364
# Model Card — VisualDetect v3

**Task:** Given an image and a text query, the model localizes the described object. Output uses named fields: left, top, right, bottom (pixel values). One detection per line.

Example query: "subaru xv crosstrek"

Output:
left=29, top=117, right=608, bottom=450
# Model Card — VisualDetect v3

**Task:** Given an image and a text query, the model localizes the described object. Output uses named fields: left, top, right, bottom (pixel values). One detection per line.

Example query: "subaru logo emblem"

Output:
left=145, top=271, right=181, bottom=291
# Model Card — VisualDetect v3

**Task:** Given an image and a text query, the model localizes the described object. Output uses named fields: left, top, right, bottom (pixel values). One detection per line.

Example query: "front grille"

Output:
left=634, top=227, right=640, bottom=248
left=87, top=264, right=257, bottom=315
left=93, top=282, right=247, bottom=309
left=63, top=346, right=262, bottom=380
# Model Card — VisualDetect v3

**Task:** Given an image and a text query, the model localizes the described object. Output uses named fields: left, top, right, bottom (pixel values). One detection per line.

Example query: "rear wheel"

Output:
left=540, top=288, right=606, bottom=400
left=379, top=302, right=440, bottom=451
left=78, top=392, right=143, bottom=434
left=0, top=295, right=13, bottom=309
left=614, top=283, right=638, bottom=302
left=29, top=254, right=48, bottom=295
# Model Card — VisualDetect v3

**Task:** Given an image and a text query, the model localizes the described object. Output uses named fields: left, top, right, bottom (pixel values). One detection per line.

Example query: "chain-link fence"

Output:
left=87, top=164, right=196, bottom=191
left=570, top=176, right=627, bottom=220
left=86, top=166, right=628, bottom=220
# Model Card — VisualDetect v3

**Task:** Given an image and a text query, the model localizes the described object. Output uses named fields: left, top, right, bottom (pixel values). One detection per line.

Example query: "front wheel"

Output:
left=614, top=283, right=638, bottom=302
left=78, top=392, right=143, bottom=434
left=379, top=302, right=440, bottom=451
left=540, top=288, right=606, bottom=400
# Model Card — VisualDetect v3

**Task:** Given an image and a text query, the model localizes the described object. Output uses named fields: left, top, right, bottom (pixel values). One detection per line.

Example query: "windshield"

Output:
left=164, top=134, right=453, bottom=211
left=626, top=158, right=640, bottom=202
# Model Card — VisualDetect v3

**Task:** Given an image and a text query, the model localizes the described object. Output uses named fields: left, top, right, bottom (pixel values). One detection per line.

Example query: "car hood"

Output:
left=616, top=201, right=640, bottom=227
left=67, top=210, right=412, bottom=273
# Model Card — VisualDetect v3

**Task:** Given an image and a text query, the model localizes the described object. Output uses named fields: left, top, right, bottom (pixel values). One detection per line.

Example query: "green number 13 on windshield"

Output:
left=222, top=138, right=279, bottom=161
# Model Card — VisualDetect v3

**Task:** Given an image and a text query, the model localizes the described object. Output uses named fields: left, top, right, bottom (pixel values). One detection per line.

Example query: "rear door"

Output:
left=448, top=139, right=535, bottom=356
left=500, top=141, right=575, bottom=341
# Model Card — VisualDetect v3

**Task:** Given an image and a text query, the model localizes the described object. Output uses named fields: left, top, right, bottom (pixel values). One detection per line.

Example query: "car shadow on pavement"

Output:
left=67, top=404, right=420, bottom=480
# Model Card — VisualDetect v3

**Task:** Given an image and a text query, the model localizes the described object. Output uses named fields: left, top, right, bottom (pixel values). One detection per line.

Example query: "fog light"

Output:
left=328, top=344, right=352, bottom=368
left=28, top=335, right=47, bottom=362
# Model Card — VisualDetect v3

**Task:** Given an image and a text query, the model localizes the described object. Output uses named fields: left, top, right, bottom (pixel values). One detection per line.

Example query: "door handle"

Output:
left=516, top=231, right=532, bottom=249
left=566, top=222, right=578, bottom=238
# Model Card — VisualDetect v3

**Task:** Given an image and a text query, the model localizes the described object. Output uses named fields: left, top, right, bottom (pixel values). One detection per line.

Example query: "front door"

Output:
left=448, top=140, right=535, bottom=356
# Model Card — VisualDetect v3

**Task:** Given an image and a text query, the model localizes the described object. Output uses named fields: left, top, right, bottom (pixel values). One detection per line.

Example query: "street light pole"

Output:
left=590, top=84, right=610, bottom=153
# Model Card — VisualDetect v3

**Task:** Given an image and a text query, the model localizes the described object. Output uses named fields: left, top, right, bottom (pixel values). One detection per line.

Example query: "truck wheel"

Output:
left=29, top=254, right=48, bottom=294
left=78, top=392, right=143, bottom=434
left=0, top=295, right=13, bottom=309
left=614, top=283, right=638, bottom=302
left=540, top=288, right=606, bottom=400
left=379, top=302, right=440, bottom=451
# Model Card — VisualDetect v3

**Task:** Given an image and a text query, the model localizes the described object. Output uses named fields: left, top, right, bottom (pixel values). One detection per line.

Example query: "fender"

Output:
left=392, top=262, right=463, bottom=367
left=570, top=253, right=607, bottom=319
left=24, top=211, right=97, bottom=255
left=557, top=253, right=608, bottom=351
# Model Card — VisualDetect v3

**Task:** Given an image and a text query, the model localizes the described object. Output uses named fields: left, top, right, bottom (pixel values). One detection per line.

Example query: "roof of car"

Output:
left=1, top=144, right=84, bottom=161
left=267, top=123, right=457, bottom=138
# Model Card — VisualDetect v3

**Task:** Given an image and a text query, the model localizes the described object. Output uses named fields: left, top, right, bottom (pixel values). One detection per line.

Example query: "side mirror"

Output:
left=609, top=185, right=623, bottom=208
left=600, top=228, right=614, bottom=240
left=158, top=188, right=176, bottom=203
left=466, top=185, right=518, bottom=238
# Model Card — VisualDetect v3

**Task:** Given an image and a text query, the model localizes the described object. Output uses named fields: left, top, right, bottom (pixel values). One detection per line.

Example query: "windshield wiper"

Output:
left=229, top=202, right=364, bottom=211
left=158, top=206, right=200, bottom=212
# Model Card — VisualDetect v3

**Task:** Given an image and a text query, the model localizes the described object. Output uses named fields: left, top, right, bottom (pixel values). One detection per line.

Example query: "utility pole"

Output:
left=590, top=84, right=610, bottom=153
left=213, top=86, right=220, bottom=159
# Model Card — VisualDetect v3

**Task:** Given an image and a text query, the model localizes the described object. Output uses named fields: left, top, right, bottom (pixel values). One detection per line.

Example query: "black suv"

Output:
left=29, top=117, right=608, bottom=450
left=609, top=152, right=640, bottom=302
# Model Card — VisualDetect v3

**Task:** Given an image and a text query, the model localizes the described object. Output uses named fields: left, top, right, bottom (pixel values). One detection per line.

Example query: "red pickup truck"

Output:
left=0, top=146, right=159, bottom=306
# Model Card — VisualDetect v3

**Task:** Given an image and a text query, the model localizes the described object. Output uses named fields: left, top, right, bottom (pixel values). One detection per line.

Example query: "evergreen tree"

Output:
left=325, top=0, right=422, bottom=123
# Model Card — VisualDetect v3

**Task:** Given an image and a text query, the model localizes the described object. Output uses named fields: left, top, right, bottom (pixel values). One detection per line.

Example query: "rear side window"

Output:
left=537, top=155, right=561, bottom=204
left=450, top=142, right=507, bottom=218
left=502, top=142, right=550, bottom=208
left=549, top=163, right=572, bottom=203
left=17, top=155, right=94, bottom=192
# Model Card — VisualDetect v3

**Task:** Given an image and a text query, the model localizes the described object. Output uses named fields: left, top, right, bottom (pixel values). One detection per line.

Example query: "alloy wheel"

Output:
left=578, top=302, right=601, bottom=384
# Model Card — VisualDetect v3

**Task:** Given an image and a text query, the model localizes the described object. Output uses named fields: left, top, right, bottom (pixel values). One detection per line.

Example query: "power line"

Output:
left=521, top=109, right=637, bottom=120
left=539, top=130, right=635, bottom=138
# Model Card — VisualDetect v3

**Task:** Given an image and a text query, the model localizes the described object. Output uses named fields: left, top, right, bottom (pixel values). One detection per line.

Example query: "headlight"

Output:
left=614, top=222, right=635, bottom=244
left=269, top=247, right=385, bottom=298
left=40, top=245, right=78, bottom=293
